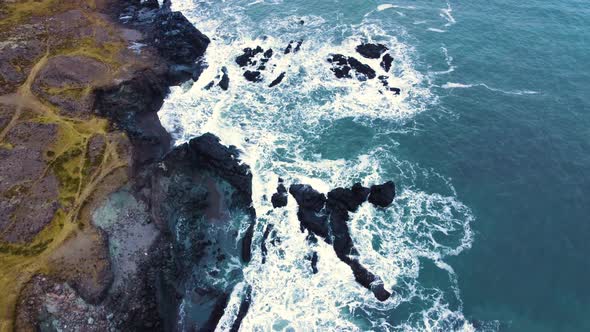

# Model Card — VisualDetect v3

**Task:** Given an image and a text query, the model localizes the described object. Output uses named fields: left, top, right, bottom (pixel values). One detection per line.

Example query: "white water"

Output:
left=159, top=1, right=475, bottom=330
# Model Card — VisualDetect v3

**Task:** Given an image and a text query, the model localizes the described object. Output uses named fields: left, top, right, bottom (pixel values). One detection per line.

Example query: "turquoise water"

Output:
left=159, top=0, right=590, bottom=330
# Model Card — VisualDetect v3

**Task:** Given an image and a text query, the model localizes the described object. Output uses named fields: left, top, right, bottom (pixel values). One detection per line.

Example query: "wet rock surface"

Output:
left=271, top=180, right=288, bottom=208
left=146, top=132, right=255, bottom=331
left=289, top=181, right=396, bottom=301
left=356, top=43, right=388, bottom=59
left=327, top=54, right=376, bottom=80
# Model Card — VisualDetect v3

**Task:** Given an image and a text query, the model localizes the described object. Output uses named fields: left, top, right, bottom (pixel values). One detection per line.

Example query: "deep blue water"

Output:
left=160, top=0, right=590, bottom=330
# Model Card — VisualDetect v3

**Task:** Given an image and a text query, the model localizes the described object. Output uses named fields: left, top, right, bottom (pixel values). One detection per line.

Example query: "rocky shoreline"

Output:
left=1, top=1, right=401, bottom=331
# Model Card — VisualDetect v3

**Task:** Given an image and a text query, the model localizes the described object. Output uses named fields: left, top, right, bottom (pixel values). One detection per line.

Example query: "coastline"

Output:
left=0, top=0, right=211, bottom=330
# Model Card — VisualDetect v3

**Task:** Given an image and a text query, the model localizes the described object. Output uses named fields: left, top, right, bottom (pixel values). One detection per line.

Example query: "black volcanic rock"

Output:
left=356, top=43, right=388, bottom=59
left=263, top=48, right=274, bottom=59
left=219, top=66, right=229, bottom=90
left=153, top=11, right=210, bottom=65
left=381, top=53, right=393, bottom=72
left=94, top=69, right=171, bottom=169
left=149, top=132, right=257, bottom=331
left=327, top=54, right=376, bottom=80
left=388, top=87, right=401, bottom=95
left=289, top=182, right=394, bottom=301
left=327, top=183, right=370, bottom=212
left=348, top=57, right=376, bottom=80
left=230, top=286, right=252, bottom=332
left=271, top=183, right=288, bottom=208
left=244, top=70, right=262, bottom=82
left=236, top=46, right=264, bottom=67
left=186, top=133, right=253, bottom=204
left=308, top=251, right=319, bottom=274
left=268, top=72, right=286, bottom=87
left=289, top=184, right=326, bottom=212
left=368, top=181, right=396, bottom=207
left=289, top=184, right=329, bottom=237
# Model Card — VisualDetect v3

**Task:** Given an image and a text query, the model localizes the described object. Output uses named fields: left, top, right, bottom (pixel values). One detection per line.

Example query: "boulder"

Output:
left=356, top=43, right=388, bottom=59
left=244, top=70, right=262, bottom=82
left=380, top=53, right=393, bottom=72
left=271, top=183, right=288, bottom=208
left=368, top=181, right=396, bottom=207
left=268, top=72, right=286, bottom=88
left=219, top=66, right=229, bottom=90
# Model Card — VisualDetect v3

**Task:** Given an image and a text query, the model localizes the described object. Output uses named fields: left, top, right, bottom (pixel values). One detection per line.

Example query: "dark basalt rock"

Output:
left=236, top=46, right=264, bottom=67
left=230, top=286, right=252, bottom=332
left=185, top=133, right=253, bottom=204
left=264, top=48, right=274, bottom=59
left=378, top=75, right=401, bottom=95
left=149, top=132, right=256, bottom=331
left=308, top=251, right=319, bottom=274
left=368, top=181, right=396, bottom=207
left=153, top=11, right=210, bottom=66
left=289, top=182, right=394, bottom=301
left=271, top=183, right=288, bottom=208
left=244, top=70, right=262, bottom=82
left=327, top=54, right=376, bottom=80
left=356, top=43, right=388, bottom=59
left=268, top=72, right=286, bottom=88
left=219, top=66, right=229, bottom=90
left=289, top=184, right=330, bottom=238
left=327, top=183, right=370, bottom=212
left=93, top=69, right=171, bottom=169
left=347, top=57, right=376, bottom=80
left=381, top=53, right=394, bottom=72
left=289, top=184, right=327, bottom=212
left=388, top=87, right=401, bottom=95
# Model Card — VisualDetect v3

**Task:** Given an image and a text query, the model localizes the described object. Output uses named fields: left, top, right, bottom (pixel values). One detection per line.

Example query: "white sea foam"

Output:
left=441, top=2, right=457, bottom=27
left=163, top=0, right=476, bottom=330
left=442, top=82, right=539, bottom=95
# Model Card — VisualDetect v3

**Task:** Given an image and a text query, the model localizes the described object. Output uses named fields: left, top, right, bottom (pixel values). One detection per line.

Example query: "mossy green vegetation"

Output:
left=0, top=2, right=132, bottom=330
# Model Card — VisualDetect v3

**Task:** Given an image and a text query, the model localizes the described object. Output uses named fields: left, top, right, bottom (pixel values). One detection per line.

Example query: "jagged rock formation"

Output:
left=289, top=182, right=396, bottom=301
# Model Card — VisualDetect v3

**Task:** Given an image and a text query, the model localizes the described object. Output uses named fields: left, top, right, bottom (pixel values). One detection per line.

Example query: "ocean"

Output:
left=157, top=0, right=590, bottom=330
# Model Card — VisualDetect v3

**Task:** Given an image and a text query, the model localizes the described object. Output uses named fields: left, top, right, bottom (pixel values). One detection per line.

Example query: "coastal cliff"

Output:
left=0, top=0, right=216, bottom=330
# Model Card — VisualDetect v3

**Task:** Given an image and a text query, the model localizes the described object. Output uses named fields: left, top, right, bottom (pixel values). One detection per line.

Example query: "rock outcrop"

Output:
left=288, top=181, right=396, bottom=301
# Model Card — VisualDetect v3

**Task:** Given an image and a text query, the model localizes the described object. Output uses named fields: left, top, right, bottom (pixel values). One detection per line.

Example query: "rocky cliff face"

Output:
left=0, top=0, right=219, bottom=330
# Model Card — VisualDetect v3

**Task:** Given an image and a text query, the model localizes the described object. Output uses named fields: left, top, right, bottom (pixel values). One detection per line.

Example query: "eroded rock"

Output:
left=356, top=43, right=388, bottom=59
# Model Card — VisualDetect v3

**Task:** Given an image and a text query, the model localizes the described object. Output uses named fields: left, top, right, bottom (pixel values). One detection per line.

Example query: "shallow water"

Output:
left=159, top=0, right=590, bottom=331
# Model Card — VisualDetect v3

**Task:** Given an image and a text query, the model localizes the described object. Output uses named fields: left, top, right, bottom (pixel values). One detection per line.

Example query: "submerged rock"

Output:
left=268, top=72, right=286, bottom=88
left=356, top=43, right=388, bottom=59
